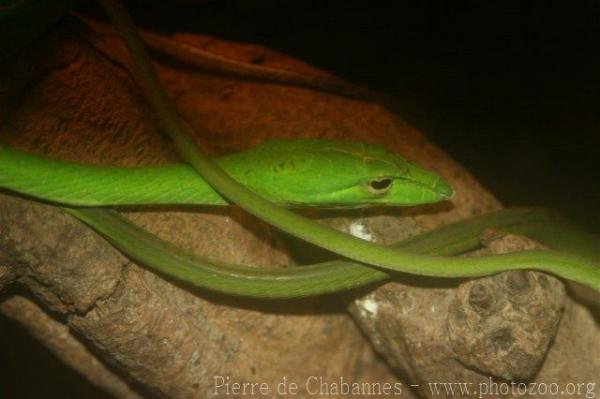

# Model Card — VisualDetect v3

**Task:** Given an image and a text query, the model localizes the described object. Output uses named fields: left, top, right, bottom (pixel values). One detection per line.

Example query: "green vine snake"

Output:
left=1, top=0, right=599, bottom=298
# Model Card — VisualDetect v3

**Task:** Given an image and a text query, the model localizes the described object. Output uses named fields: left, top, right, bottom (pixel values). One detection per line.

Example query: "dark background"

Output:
left=1, top=1, right=599, bottom=397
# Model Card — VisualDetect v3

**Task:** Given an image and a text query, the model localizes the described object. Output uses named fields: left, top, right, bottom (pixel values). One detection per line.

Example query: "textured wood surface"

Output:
left=0, top=16, right=597, bottom=398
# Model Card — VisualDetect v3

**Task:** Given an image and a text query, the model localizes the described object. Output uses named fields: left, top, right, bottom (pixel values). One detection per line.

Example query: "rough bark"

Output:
left=0, top=295, right=143, bottom=399
left=0, top=16, right=597, bottom=398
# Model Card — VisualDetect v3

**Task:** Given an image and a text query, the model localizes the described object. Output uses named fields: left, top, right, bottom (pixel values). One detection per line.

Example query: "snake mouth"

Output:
left=281, top=171, right=454, bottom=208
left=399, top=173, right=455, bottom=201
left=310, top=175, right=454, bottom=207
left=430, top=177, right=455, bottom=200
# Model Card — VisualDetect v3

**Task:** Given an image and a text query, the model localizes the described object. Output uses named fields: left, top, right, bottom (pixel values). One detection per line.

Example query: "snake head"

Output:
left=332, top=142, right=455, bottom=207
left=247, top=139, right=454, bottom=208
left=364, top=158, right=455, bottom=205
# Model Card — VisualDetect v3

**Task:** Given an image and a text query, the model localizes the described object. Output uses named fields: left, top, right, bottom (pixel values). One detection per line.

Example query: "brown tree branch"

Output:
left=0, top=14, right=597, bottom=398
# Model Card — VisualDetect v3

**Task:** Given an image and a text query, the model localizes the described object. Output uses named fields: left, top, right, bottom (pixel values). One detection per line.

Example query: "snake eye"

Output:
left=367, top=177, right=393, bottom=194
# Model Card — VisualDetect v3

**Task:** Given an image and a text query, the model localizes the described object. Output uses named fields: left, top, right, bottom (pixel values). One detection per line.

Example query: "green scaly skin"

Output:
left=2, top=143, right=600, bottom=296
left=2, top=0, right=599, bottom=299
left=66, top=207, right=600, bottom=298
left=0, top=140, right=453, bottom=208
left=94, top=0, right=600, bottom=295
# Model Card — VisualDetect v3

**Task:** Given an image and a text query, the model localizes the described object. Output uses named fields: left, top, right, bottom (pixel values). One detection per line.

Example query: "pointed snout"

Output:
left=432, top=175, right=455, bottom=200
